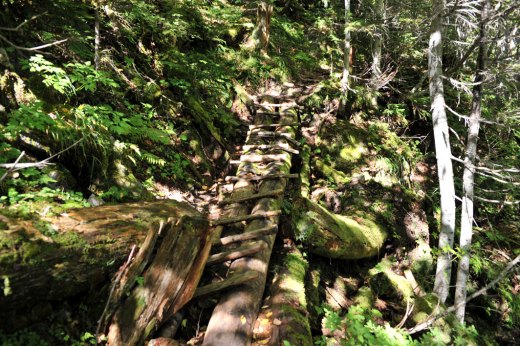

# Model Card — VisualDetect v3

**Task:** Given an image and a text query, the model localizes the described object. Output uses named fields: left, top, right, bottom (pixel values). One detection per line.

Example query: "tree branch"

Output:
left=0, top=34, right=67, bottom=52
left=408, top=254, right=520, bottom=334
left=0, top=12, right=48, bottom=31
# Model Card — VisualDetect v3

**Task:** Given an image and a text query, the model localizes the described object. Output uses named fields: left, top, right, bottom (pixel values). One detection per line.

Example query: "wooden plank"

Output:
left=219, top=189, right=284, bottom=205
left=225, top=173, right=298, bottom=183
left=239, top=154, right=288, bottom=164
left=193, top=272, right=259, bottom=298
left=214, top=225, right=278, bottom=246
left=203, top=109, right=296, bottom=346
left=251, top=131, right=300, bottom=147
left=242, top=144, right=299, bottom=155
left=248, top=124, right=298, bottom=130
left=210, top=210, right=282, bottom=226
left=206, top=241, right=266, bottom=266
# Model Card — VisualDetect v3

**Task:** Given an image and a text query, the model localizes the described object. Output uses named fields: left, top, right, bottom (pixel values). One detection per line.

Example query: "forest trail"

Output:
left=197, top=83, right=304, bottom=346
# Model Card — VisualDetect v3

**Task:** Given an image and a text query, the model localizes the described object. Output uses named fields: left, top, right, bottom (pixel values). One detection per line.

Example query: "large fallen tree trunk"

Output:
left=291, top=197, right=387, bottom=259
left=0, top=200, right=204, bottom=332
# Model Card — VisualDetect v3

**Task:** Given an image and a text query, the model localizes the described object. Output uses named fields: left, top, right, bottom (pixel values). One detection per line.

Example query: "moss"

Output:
left=368, top=258, right=413, bottom=301
left=293, top=197, right=387, bottom=259
left=280, top=305, right=313, bottom=346
left=353, top=286, right=374, bottom=309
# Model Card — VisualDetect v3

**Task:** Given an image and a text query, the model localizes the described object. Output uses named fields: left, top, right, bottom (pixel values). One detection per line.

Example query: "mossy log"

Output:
left=252, top=244, right=312, bottom=346
left=291, top=197, right=387, bottom=259
left=0, top=200, right=203, bottom=332
left=368, top=258, right=413, bottom=301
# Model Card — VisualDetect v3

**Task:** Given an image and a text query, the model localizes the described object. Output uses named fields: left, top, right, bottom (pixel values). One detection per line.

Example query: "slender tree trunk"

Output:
left=454, top=0, right=488, bottom=323
left=369, top=0, right=384, bottom=107
left=429, top=0, right=456, bottom=304
left=94, top=0, right=101, bottom=70
left=341, top=0, right=351, bottom=94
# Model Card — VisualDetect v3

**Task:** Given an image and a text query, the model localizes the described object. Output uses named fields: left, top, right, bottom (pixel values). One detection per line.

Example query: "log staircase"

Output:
left=197, top=98, right=300, bottom=345
left=100, top=86, right=306, bottom=345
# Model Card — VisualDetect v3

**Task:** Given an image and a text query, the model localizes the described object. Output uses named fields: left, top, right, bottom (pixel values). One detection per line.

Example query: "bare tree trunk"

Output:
left=94, top=0, right=101, bottom=69
left=429, top=0, right=456, bottom=304
left=246, top=1, right=273, bottom=52
left=369, top=0, right=384, bottom=108
left=454, top=0, right=489, bottom=323
left=341, top=0, right=351, bottom=94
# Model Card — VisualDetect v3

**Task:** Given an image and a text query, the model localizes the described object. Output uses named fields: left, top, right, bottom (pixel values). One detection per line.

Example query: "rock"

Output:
left=88, top=193, right=105, bottom=206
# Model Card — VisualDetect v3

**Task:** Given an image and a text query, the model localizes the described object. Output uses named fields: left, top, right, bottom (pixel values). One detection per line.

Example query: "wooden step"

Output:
left=248, top=123, right=299, bottom=130
left=214, top=225, right=278, bottom=246
left=206, top=240, right=267, bottom=266
left=193, top=271, right=259, bottom=298
left=210, top=210, right=282, bottom=226
left=242, top=144, right=299, bottom=155
left=239, top=154, right=289, bottom=164
left=219, top=189, right=284, bottom=205
left=225, top=173, right=299, bottom=182
left=251, top=131, right=300, bottom=147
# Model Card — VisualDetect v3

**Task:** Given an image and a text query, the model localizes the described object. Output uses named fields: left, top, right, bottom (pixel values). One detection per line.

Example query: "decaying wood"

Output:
left=104, top=215, right=211, bottom=346
left=214, top=225, right=278, bottom=246
left=194, top=272, right=260, bottom=298
left=203, top=105, right=296, bottom=346
left=219, top=189, right=284, bottom=205
left=210, top=210, right=281, bottom=226
left=206, top=240, right=267, bottom=266
left=0, top=200, right=200, bottom=333
left=225, top=173, right=298, bottom=182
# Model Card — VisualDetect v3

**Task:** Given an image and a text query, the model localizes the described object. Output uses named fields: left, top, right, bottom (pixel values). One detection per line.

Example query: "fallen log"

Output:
left=252, top=244, right=312, bottom=346
left=206, top=240, right=267, bottom=266
left=214, top=225, right=278, bottom=246
left=291, top=197, right=387, bottom=259
left=0, top=200, right=203, bottom=333
left=194, top=272, right=259, bottom=298
left=102, top=215, right=211, bottom=346
left=219, top=189, right=284, bottom=205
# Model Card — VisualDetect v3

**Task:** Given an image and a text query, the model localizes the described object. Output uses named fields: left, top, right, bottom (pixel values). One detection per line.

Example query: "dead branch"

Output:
left=0, top=151, right=25, bottom=184
left=0, top=12, right=48, bottom=31
left=0, top=34, right=67, bottom=52
left=408, top=254, right=520, bottom=334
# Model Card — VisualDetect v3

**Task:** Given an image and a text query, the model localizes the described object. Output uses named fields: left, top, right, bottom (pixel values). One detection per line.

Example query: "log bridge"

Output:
left=98, top=100, right=300, bottom=345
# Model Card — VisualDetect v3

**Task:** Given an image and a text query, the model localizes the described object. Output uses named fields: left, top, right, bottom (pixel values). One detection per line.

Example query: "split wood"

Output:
left=206, top=240, right=266, bottom=265
left=219, top=189, right=284, bottom=205
left=193, top=272, right=259, bottom=298
left=210, top=210, right=281, bottom=226
left=214, top=225, right=278, bottom=246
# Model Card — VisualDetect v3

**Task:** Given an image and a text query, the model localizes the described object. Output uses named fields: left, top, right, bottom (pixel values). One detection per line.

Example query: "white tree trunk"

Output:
left=454, top=0, right=488, bottom=323
left=370, top=0, right=384, bottom=90
left=429, top=0, right=456, bottom=304
left=94, top=0, right=101, bottom=70
left=341, top=0, right=351, bottom=94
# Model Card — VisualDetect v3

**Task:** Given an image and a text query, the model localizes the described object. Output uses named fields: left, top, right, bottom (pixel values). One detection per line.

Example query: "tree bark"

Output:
left=454, top=0, right=488, bottom=323
left=429, top=0, right=457, bottom=304
left=0, top=200, right=202, bottom=332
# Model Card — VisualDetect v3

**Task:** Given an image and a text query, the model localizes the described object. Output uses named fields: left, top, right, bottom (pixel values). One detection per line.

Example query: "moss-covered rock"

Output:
left=292, top=197, right=387, bottom=259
